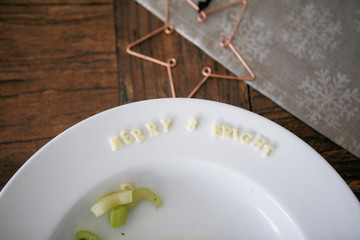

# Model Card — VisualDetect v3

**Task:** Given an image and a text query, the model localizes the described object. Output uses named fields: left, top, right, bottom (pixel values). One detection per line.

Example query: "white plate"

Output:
left=0, top=98, right=359, bottom=240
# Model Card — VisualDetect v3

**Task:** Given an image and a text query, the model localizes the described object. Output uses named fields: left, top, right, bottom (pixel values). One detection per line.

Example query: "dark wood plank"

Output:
left=0, top=3, right=117, bottom=95
left=0, top=138, right=50, bottom=189
left=0, top=0, right=118, bottom=190
left=1, top=89, right=119, bottom=143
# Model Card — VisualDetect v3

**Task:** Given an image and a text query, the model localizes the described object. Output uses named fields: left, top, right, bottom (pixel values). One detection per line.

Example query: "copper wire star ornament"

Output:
left=126, top=0, right=255, bottom=98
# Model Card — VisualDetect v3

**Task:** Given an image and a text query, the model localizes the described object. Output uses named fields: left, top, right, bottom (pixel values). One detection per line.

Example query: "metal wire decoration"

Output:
left=126, top=0, right=177, bottom=97
left=126, top=0, right=255, bottom=98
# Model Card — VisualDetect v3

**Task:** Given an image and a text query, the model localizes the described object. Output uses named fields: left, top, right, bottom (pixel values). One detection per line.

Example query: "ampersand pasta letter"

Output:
left=187, top=118, right=198, bottom=132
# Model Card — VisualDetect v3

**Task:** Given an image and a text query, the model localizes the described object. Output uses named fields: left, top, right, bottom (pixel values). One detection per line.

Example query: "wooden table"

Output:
left=1, top=0, right=359, bottom=201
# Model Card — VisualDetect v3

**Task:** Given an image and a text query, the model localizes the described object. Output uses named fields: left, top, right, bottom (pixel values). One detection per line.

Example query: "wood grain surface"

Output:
left=1, top=0, right=359, bottom=202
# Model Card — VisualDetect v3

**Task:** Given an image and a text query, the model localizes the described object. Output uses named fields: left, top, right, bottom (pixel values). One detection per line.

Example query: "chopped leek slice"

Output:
left=91, top=190, right=133, bottom=217
left=126, top=187, right=163, bottom=210
left=76, top=230, right=99, bottom=240
left=120, top=182, right=135, bottom=191
left=108, top=205, right=128, bottom=228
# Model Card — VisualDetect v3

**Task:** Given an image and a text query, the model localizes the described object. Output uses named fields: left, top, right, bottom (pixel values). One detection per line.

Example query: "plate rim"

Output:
left=0, top=98, right=359, bottom=239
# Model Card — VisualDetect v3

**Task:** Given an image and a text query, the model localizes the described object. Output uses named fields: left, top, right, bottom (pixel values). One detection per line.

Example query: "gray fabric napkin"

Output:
left=135, top=0, right=360, bottom=158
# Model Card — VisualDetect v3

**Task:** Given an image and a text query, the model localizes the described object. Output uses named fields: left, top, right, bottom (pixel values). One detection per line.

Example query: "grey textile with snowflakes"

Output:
left=136, top=0, right=360, bottom=158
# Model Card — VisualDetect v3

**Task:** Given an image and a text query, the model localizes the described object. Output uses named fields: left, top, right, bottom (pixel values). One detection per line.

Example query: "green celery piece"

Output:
left=76, top=230, right=99, bottom=240
left=126, top=187, right=163, bottom=210
left=98, top=191, right=116, bottom=201
left=91, top=190, right=133, bottom=217
left=108, top=205, right=128, bottom=228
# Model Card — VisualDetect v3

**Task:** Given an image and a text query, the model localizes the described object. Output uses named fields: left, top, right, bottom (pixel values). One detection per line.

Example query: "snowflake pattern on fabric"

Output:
left=282, top=3, right=342, bottom=61
left=355, top=9, right=360, bottom=33
left=335, top=136, right=358, bottom=153
left=261, top=81, right=285, bottom=105
left=296, top=69, right=360, bottom=129
left=218, top=15, right=272, bottom=63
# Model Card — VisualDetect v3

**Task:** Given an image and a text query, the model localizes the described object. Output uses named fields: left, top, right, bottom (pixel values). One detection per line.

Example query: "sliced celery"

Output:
left=91, top=190, right=133, bottom=217
left=76, top=230, right=99, bottom=240
left=126, top=187, right=163, bottom=210
left=108, top=205, right=128, bottom=228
